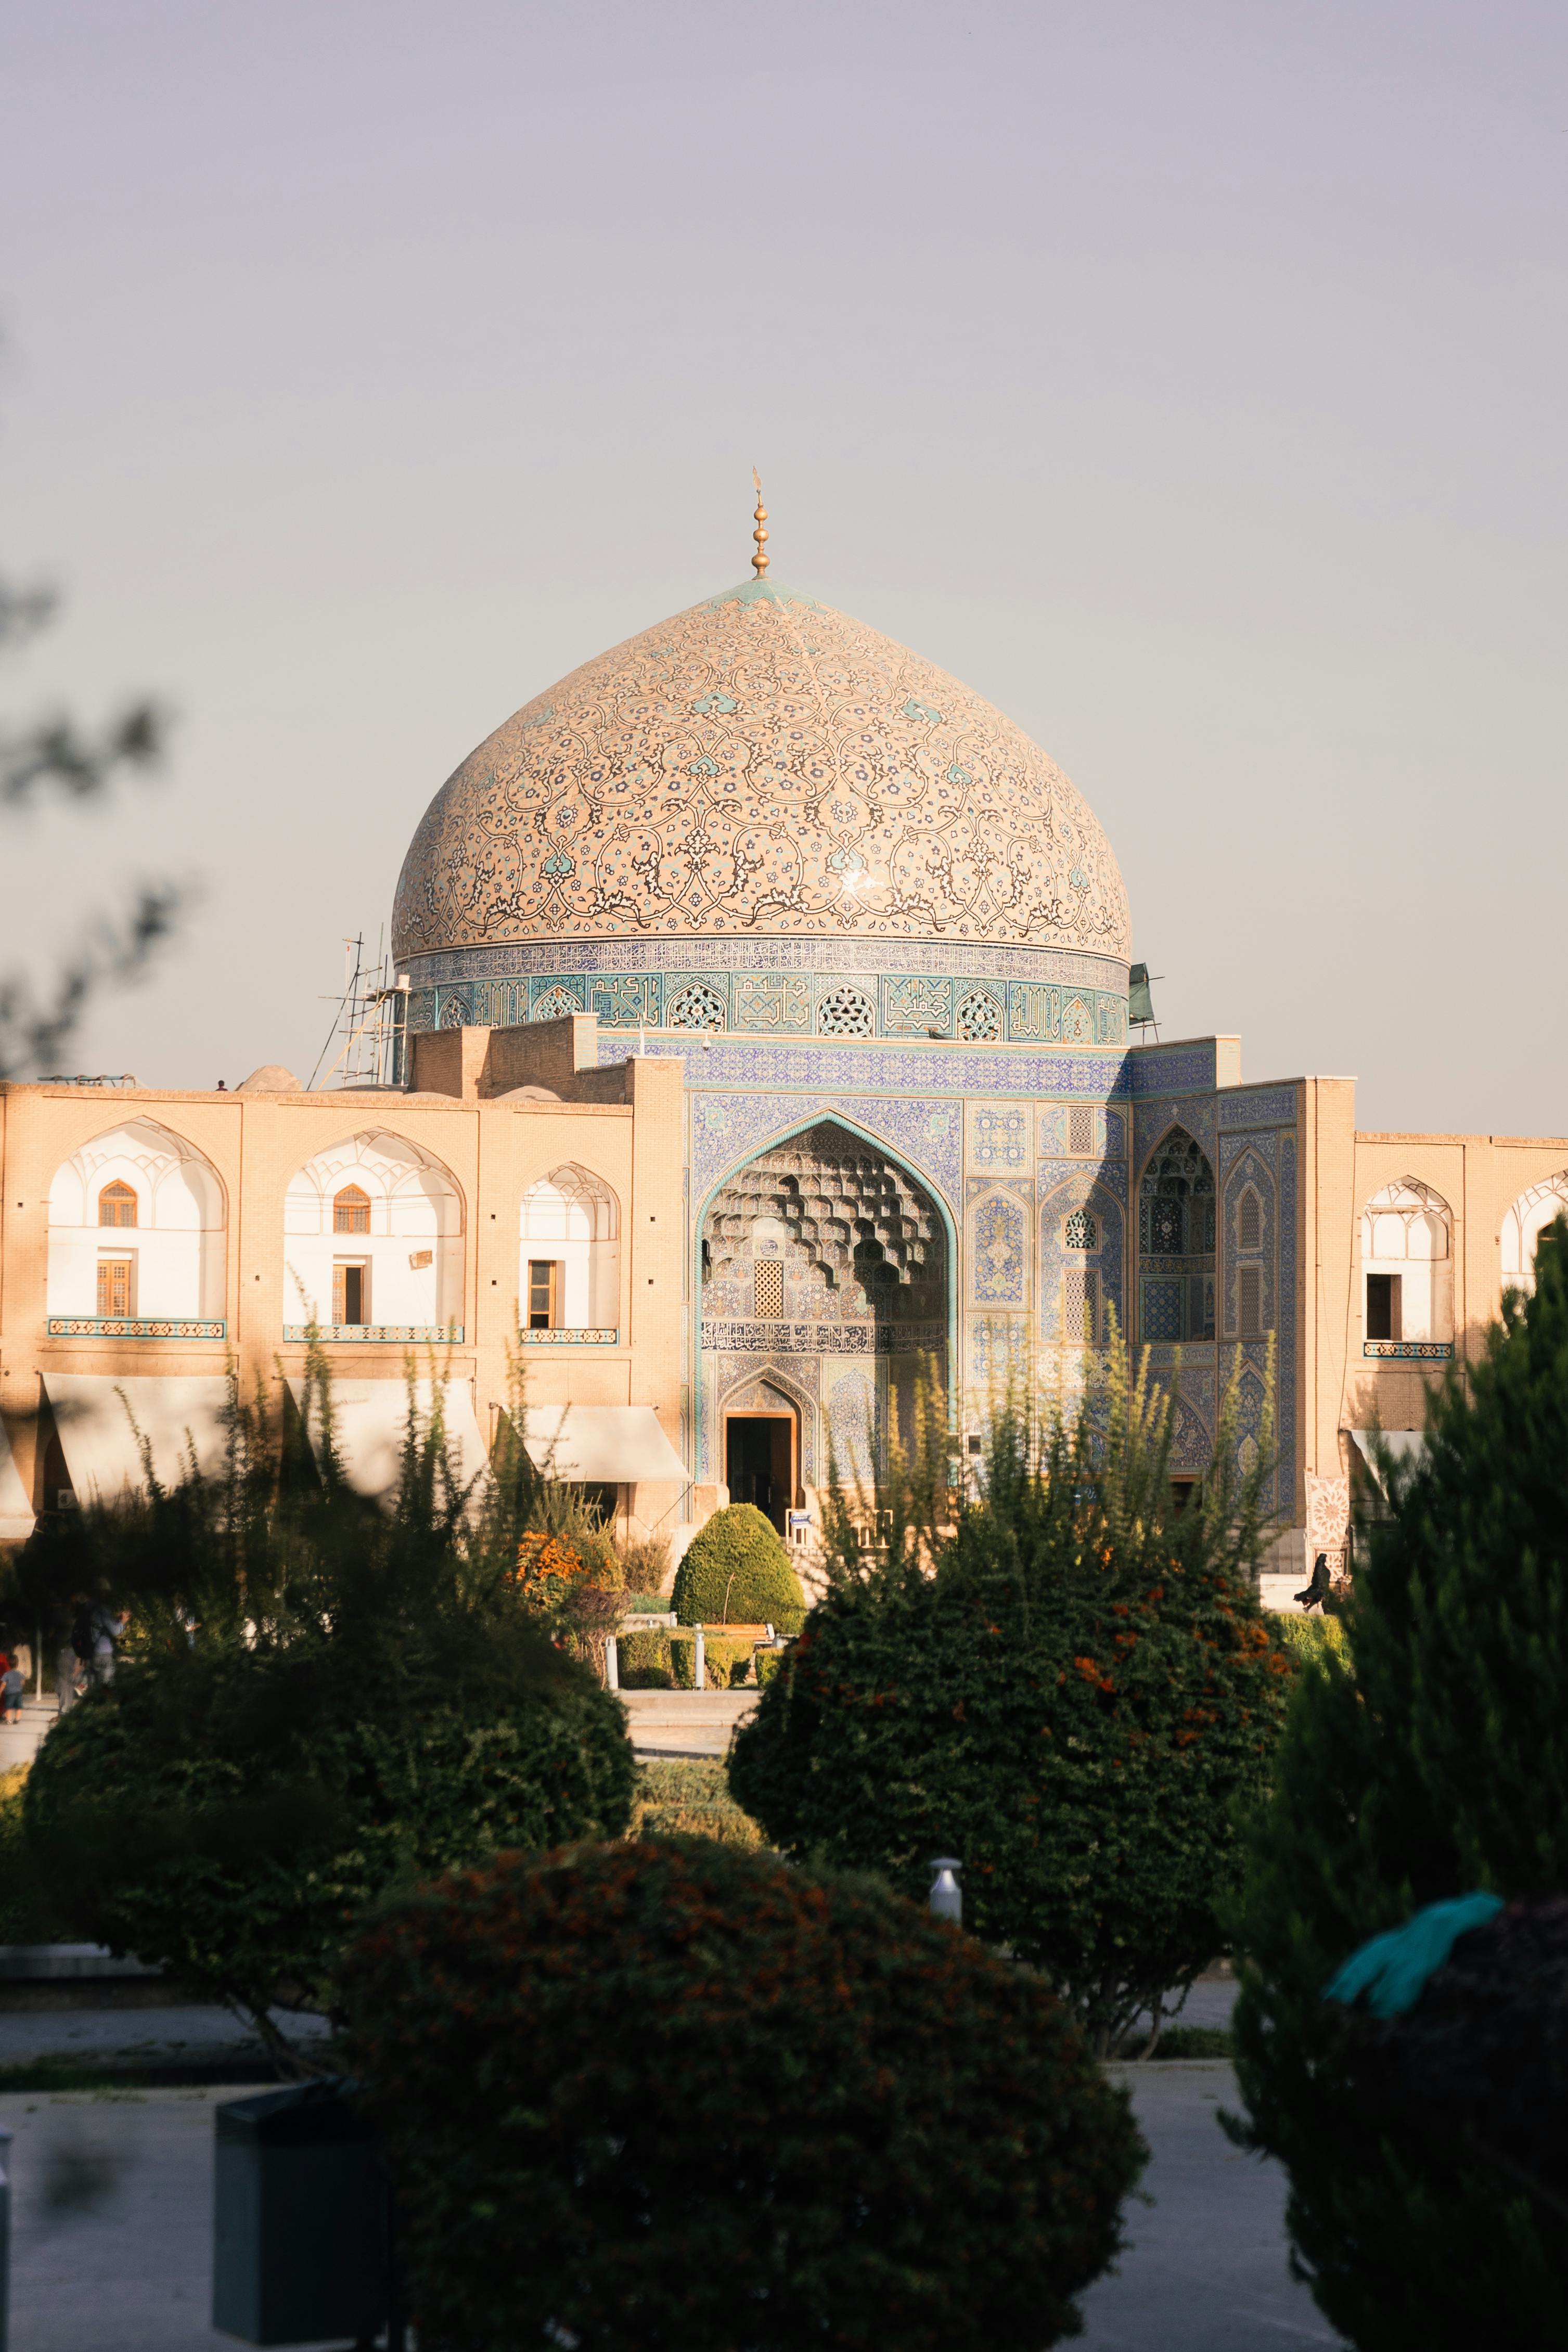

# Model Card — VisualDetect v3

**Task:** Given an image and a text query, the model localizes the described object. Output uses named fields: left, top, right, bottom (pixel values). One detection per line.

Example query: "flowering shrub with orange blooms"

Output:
left=512, top=1531, right=590, bottom=1611
left=732, top=1348, right=1290, bottom=2055
left=340, top=1837, right=1144, bottom=2352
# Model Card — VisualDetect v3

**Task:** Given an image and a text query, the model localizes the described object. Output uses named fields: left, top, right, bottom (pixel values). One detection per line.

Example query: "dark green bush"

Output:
left=339, top=1837, right=1143, bottom=2352
left=21, top=1355, right=634, bottom=2045
left=730, top=1345, right=1287, bottom=2053
left=1264, top=1610, right=1348, bottom=1670
left=671, top=1505, right=805, bottom=1633
left=1230, top=1217, right=1568, bottom=2347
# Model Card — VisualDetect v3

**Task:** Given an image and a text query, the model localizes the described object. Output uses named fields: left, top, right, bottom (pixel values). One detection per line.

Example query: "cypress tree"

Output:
left=1230, top=1216, right=1568, bottom=2347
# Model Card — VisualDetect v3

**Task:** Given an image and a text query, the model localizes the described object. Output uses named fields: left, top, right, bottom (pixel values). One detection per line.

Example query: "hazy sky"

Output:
left=3, top=1, right=1562, bottom=1132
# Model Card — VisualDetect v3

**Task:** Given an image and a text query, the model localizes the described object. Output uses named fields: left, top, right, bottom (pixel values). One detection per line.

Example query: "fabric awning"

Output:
left=285, top=1378, right=491, bottom=1503
left=1346, top=1428, right=1426, bottom=1493
left=42, top=1373, right=235, bottom=1506
left=0, top=1416, right=34, bottom=1541
left=519, top=1405, right=686, bottom=1486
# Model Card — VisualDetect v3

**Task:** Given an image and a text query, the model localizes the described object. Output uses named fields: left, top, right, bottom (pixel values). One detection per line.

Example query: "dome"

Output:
left=392, top=579, right=1130, bottom=966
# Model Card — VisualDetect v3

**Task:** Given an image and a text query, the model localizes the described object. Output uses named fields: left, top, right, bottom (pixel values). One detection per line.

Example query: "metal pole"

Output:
left=605, top=1633, right=620, bottom=1691
left=0, top=2121, right=14, bottom=2352
left=929, top=1857, right=963, bottom=1924
left=693, top=1623, right=705, bottom=1690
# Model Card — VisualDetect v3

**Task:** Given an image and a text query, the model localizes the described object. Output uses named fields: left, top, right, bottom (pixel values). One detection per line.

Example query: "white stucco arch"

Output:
left=1500, top=1172, right=1568, bottom=1295
left=1359, top=1177, right=1453, bottom=1344
left=284, top=1130, right=464, bottom=1333
left=47, top=1119, right=226, bottom=1321
left=519, top=1165, right=620, bottom=1331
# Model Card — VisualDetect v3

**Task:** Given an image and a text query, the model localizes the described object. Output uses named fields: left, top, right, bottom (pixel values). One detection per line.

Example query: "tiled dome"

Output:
left=392, top=579, right=1130, bottom=964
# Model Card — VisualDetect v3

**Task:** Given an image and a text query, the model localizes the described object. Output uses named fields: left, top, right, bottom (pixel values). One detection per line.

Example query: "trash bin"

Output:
left=213, top=2079, right=385, bottom=2346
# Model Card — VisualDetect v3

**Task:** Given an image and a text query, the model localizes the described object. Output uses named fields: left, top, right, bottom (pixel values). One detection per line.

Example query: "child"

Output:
left=1, top=1660, right=24, bottom=1724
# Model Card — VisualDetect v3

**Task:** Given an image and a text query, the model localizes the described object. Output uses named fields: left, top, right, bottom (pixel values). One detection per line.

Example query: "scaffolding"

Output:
left=308, top=934, right=410, bottom=1092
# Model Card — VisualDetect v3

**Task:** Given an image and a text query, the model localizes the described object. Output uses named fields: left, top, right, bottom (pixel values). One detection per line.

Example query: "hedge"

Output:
left=339, top=1837, right=1144, bottom=2352
left=672, top=1505, right=805, bottom=1634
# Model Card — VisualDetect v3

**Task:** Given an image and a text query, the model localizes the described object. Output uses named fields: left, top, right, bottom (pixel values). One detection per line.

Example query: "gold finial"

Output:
left=751, top=468, right=769, bottom=577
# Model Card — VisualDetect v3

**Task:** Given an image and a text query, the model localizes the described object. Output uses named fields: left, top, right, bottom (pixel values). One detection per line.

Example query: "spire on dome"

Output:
left=751, top=469, right=768, bottom=577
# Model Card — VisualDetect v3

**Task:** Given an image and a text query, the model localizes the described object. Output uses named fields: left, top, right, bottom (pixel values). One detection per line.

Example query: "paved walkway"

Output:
left=620, top=1688, right=756, bottom=1755
left=0, top=2055, right=1341, bottom=2351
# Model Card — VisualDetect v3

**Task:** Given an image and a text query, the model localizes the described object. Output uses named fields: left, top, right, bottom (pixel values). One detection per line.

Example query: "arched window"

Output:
left=1501, top=1173, right=1568, bottom=1296
left=47, top=1123, right=225, bottom=1329
left=97, top=1181, right=137, bottom=1228
left=332, top=1184, right=371, bottom=1234
left=1359, top=1178, right=1453, bottom=1349
left=519, top=1166, right=620, bottom=1332
left=284, top=1132, right=463, bottom=1339
left=1138, top=1127, right=1216, bottom=1342
left=1238, top=1189, right=1262, bottom=1252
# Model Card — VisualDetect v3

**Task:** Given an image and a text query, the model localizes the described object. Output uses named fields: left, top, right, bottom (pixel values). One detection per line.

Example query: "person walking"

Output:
left=1, top=1660, right=24, bottom=1725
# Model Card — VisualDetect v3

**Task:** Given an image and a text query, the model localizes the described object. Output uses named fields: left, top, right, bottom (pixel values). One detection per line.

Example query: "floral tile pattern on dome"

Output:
left=391, top=581, right=1131, bottom=961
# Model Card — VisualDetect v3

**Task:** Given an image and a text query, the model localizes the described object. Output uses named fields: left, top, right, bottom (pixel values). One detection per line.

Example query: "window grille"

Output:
left=955, top=989, right=1001, bottom=1042
left=530, top=986, right=581, bottom=1023
left=97, top=1181, right=137, bottom=1228
left=96, top=1258, right=132, bottom=1317
left=667, top=983, right=727, bottom=1031
left=1069, top=1106, right=1093, bottom=1155
left=1238, top=1190, right=1262, bottom=1251
left=333, top=1184, right=371, bottom=1235
left=1063, top=1207, right=1097, bottom=1251
left=1239, top=1265, right=1262, bottom=1338
left=1063, top=1267, right=1098, bottom=1343
left=754, top=1259, right=785, bottom=1319
left=816, top=987, right=875, bottom=1037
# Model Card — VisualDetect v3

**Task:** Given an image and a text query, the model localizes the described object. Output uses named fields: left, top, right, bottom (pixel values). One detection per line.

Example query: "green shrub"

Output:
left=730, top=1343, right=1287, bottom=2055
left=1230, top=1217, right=1568, bottom=2347
left=339, top=1837, right=1144, bottom=2352
left=755, top=1646, right=788, bottom=1686
left=630, top=1758, right=764, bottom=1847
left=618, top=1628, right=673, bottom=1687
left=1264, top=1610, right=1349, bottom=1670
left=0, top=1767, right=67, bottom=1945
left=672, top=1505, right=805, bottom=1634
left=669, top=1631, right=754, bottom=1690
left=20, top=1354, right=635, bottom=2045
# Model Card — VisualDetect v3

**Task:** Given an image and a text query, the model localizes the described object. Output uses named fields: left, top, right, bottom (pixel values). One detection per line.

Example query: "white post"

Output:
left=693, top=1623, right=705, bottom=1691
left=605, top=1634, right=620, bottom=1691
left=929, top=1857, right=963, bottom=1924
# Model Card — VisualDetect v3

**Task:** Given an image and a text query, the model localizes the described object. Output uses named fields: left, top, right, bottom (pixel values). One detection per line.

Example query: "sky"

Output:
left=1, top=0, right=1562, bottom=1132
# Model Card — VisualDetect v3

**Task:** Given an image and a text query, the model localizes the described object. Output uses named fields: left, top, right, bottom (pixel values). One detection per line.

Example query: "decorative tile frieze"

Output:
left=1364, top=1340, right=1453, bottom=1360
left=46, top=1317, right=227, bottom=1341
left=281, top=1324, right=465, bottom=1344
left=702, top=1320, right=944, bottom=1354
left=517, top=1328, right=619, bottom=1345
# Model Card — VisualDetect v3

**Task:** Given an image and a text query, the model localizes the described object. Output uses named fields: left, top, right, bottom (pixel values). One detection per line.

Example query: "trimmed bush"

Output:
left=1230, top=1217, right=1568, bottom=2346
left=617, top=1628, right=673, bottom=1688
left=669, top=1630, right=754, bottom=1690
left=730, top=1347, right=1287, bottom=2054
left=339, top=1837, right=1144, bottom=2352
left=672, top=1505, right=805, bottom=1634
left=1264, top=1610, right=1348, bottom=1672
left=629, top=1757, right=764, bottom=1847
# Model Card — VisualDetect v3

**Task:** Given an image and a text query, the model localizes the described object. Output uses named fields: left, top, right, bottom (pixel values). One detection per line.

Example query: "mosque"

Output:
left=3, top=496, right=1565, bottom=1600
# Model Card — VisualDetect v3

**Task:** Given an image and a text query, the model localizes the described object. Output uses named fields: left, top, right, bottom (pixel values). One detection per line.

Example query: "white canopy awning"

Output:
left=518, top=1405, right=686, bottom=1486
left=1346, top=1428, right=1426, bottom=1493
left=286, top=1378, right=491, bottom=1503
left=42, top=1373, right=235, bottom=1506
left=0, top=1416, right=34, bottom=1541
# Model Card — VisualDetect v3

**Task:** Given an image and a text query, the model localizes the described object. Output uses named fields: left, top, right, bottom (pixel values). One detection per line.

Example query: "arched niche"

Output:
left=518, top=1165, right=620, bottom=1332
left=1137, top=1126, right=1215, bottom=1343
left=283, top=1130, right=463, bottom=1335
left=1501, top=1173, right=1568, bottom=1296
left=1359, top=1177, right=1453, bottom=1346
left=47, top=1119, right=226, bottom=1322
left=698, top=1117, right=949, bottom=1502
